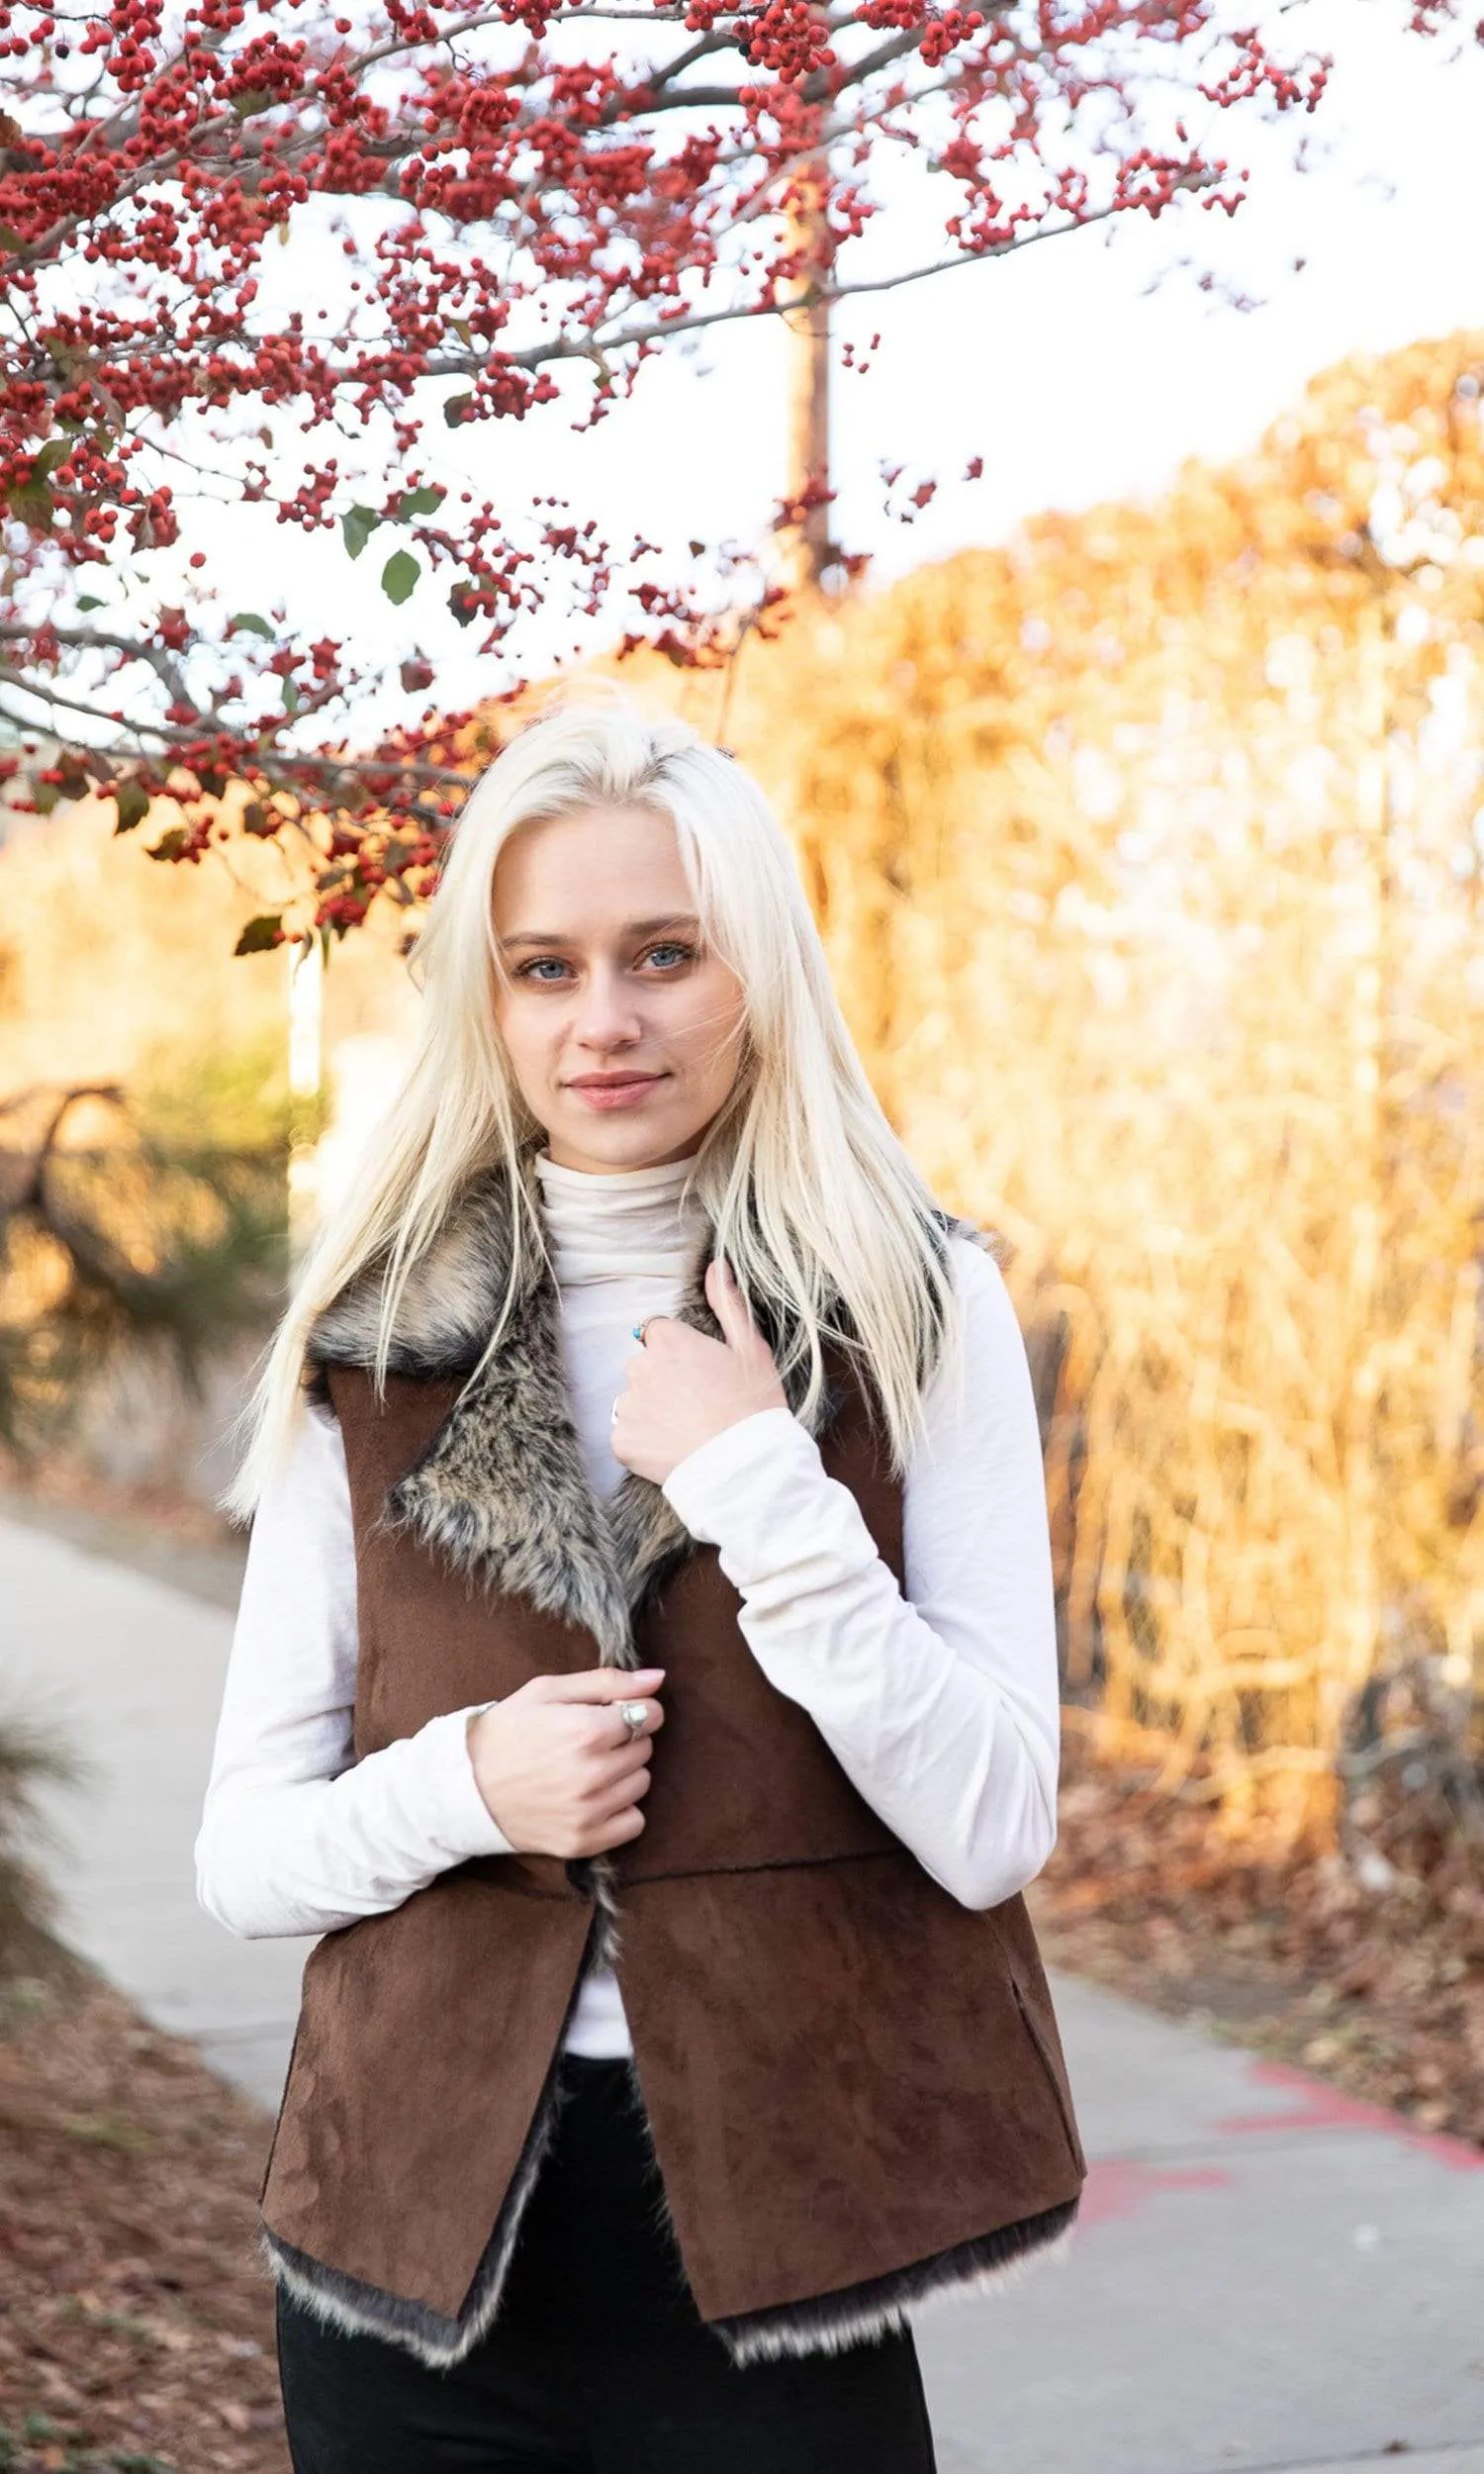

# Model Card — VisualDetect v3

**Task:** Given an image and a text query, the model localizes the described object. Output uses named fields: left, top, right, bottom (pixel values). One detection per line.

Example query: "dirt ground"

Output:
left=0, top=1953, right=288, bottom=2474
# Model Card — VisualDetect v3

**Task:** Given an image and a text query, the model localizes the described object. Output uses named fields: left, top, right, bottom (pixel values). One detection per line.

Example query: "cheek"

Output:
left=492, top=998, right=555, bottom=1090
left=671, top=972, right=747, bottom=1066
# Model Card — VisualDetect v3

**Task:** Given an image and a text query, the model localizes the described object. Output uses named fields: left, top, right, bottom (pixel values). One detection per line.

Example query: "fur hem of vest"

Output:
left=260, top=2186, right=1081, bottom=2375
left=260, top=2045, right=570, bottom=2373
left=710, top=2193, right=1081, bottom=2365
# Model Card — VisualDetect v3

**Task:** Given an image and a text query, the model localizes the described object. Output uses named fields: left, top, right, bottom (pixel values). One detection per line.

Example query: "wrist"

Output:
left=462, top=1702, right=513, bottom=1842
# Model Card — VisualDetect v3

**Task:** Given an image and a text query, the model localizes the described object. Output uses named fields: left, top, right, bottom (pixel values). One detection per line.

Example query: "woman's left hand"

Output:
left=611, top=1257, right=789, bottom=1485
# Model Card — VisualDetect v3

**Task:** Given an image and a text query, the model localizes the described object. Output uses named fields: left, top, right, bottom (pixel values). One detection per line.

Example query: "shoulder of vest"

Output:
left=304, top=1165, right=518, bottom=1382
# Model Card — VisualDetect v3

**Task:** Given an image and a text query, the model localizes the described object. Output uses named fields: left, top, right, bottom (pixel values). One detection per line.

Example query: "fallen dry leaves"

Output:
left=1031, top=1725, right=1484, bottom=2147
left=0, top=1954, right=287, bottom=2474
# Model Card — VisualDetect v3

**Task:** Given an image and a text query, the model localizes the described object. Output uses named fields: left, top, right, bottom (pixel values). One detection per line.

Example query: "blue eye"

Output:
left=514, top=942, right=696, bottom=982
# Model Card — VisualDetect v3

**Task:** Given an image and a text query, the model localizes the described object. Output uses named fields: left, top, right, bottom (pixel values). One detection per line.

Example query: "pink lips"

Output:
left=567, top=1074, right=666, bottom=1110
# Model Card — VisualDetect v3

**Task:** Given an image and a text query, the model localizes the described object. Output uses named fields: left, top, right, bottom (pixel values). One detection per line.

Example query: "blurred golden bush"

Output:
left=639, top=329, right=1484, bottom=1849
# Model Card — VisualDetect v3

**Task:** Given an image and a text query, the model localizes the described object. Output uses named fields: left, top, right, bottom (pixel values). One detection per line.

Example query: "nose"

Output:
left=571, top=961, right=646, bottom=1050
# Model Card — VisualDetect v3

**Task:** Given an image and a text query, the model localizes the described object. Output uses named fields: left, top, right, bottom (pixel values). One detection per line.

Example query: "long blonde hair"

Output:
left=222, top=685, right=969, bottom=1521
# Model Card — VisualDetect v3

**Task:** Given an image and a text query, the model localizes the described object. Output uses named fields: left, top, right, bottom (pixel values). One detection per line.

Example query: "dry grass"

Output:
left=625, top=327, right=1484, bottom=1847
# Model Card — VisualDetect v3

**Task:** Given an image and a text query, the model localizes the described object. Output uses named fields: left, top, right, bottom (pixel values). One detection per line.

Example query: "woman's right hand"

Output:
left=465, top=1667, right=666, bottom=1858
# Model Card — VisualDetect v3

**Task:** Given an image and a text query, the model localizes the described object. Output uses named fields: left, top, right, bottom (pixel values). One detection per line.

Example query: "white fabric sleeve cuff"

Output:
left=403, top=1704, right=518, bottom=1860
left=660, top=1405, right=825, bottom=1551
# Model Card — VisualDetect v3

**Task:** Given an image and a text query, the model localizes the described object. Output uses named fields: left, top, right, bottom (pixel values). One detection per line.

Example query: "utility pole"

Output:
left=781, top=152, right=835, bottom=597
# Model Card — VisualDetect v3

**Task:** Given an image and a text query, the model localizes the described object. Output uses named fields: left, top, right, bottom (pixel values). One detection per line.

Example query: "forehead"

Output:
left=493, top=805, right=696, bottom=942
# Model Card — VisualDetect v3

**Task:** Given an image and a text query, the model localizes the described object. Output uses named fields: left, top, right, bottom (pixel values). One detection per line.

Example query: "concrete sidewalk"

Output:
left=5, top=1508, right=1483, bottom=2474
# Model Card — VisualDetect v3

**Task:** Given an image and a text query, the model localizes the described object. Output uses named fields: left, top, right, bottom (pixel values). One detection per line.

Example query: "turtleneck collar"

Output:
left=532, top=1146, right=706, bottom=1285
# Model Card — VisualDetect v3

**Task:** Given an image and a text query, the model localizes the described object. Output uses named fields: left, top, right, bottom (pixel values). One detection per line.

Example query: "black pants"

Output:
left=276, top=2055, right=939, bottom=2474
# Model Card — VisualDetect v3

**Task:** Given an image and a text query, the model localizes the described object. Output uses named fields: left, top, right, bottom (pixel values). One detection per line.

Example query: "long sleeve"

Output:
left=659, top=1237, right=1060, bottom=1912
left=194, top=1400, right=515, bottom=1942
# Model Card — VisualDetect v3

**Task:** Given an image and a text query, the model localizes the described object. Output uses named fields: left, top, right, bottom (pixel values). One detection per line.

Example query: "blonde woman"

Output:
left=196, top=690, right=1085, bottom=2473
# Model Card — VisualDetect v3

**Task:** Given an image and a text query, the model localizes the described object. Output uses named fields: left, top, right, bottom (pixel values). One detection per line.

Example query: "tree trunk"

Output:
left=782, top=153, right=834, bottom=596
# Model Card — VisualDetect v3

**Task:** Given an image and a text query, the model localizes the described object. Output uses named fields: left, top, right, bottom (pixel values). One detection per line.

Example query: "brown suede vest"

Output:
left=256, top=1165, right=1086, bottom=2369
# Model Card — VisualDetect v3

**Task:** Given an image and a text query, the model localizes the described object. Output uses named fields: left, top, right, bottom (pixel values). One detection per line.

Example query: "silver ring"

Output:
left=618, top=1699, right=648, bottom=1741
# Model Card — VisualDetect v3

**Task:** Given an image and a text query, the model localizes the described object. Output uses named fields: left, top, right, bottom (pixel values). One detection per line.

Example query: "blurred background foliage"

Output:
left=0, top=1085, right=287, bottom=1462
left=652, top=325, right=1484, bottom=1855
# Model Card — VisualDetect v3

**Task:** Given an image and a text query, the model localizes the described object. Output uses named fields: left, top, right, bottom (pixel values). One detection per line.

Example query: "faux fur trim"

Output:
left=304, top=1146, right=975, bottom=1669
left=263, top=2062, right=566, bottom=2371
left=261, top=1907, right=617, bottom=2373
left=613, top=2051, right=1079, bottom=2371
left=711, top=2192, right=1082, bottom=2367
left=263, top=2037, right=1078, bottom=2376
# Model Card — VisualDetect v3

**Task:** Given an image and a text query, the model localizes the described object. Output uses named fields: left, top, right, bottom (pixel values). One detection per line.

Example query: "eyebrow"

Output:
left=497, top=912, right=701, bottom=952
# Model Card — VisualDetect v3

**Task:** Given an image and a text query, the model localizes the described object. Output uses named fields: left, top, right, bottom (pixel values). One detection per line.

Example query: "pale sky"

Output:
left=149, top=1, right=1484, bottom=729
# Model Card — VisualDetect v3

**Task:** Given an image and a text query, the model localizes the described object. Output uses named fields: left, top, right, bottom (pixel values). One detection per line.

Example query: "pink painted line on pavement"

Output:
left=1213, top=2058, right=1484, bottom=2172
left=1078, top=2158, right=1235, bottom=2230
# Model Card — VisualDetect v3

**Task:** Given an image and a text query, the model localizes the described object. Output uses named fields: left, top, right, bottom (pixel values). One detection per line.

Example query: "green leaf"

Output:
left=11, top=484, right=55, bottom=528
left=10, top=435, right=72, bottom=529
left=112, top=778, right=151, bottom=833
left=146, top=825, right=191, bottom=862
left=341, top=505, right=380, bottom=560
left=448, top=581, right=478, bottom=628
left=281, top=673, right=300, bottom=716
left=228, top=610, right=274, bottom=639
left=234, top=912, right=285, bottom=955
left=442, top=393, right=475, bottom=429
left=394, top=484, right=445, bottom=521
left=380, top=549, right=419, bottom=606
left=76, top=593, right=106, bottom=612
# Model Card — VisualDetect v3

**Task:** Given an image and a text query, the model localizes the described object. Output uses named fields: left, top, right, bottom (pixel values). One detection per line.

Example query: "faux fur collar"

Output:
left=305, top=1152, right=961, bottom=1671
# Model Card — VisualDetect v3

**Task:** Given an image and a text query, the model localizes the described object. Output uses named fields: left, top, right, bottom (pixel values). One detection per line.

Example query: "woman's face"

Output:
left=491, top=802, right=749, bottom=1174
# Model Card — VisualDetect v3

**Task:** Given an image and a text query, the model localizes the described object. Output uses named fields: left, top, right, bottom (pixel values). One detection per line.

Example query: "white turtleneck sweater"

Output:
left=195, top=1149, right=1062, bottom=2060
